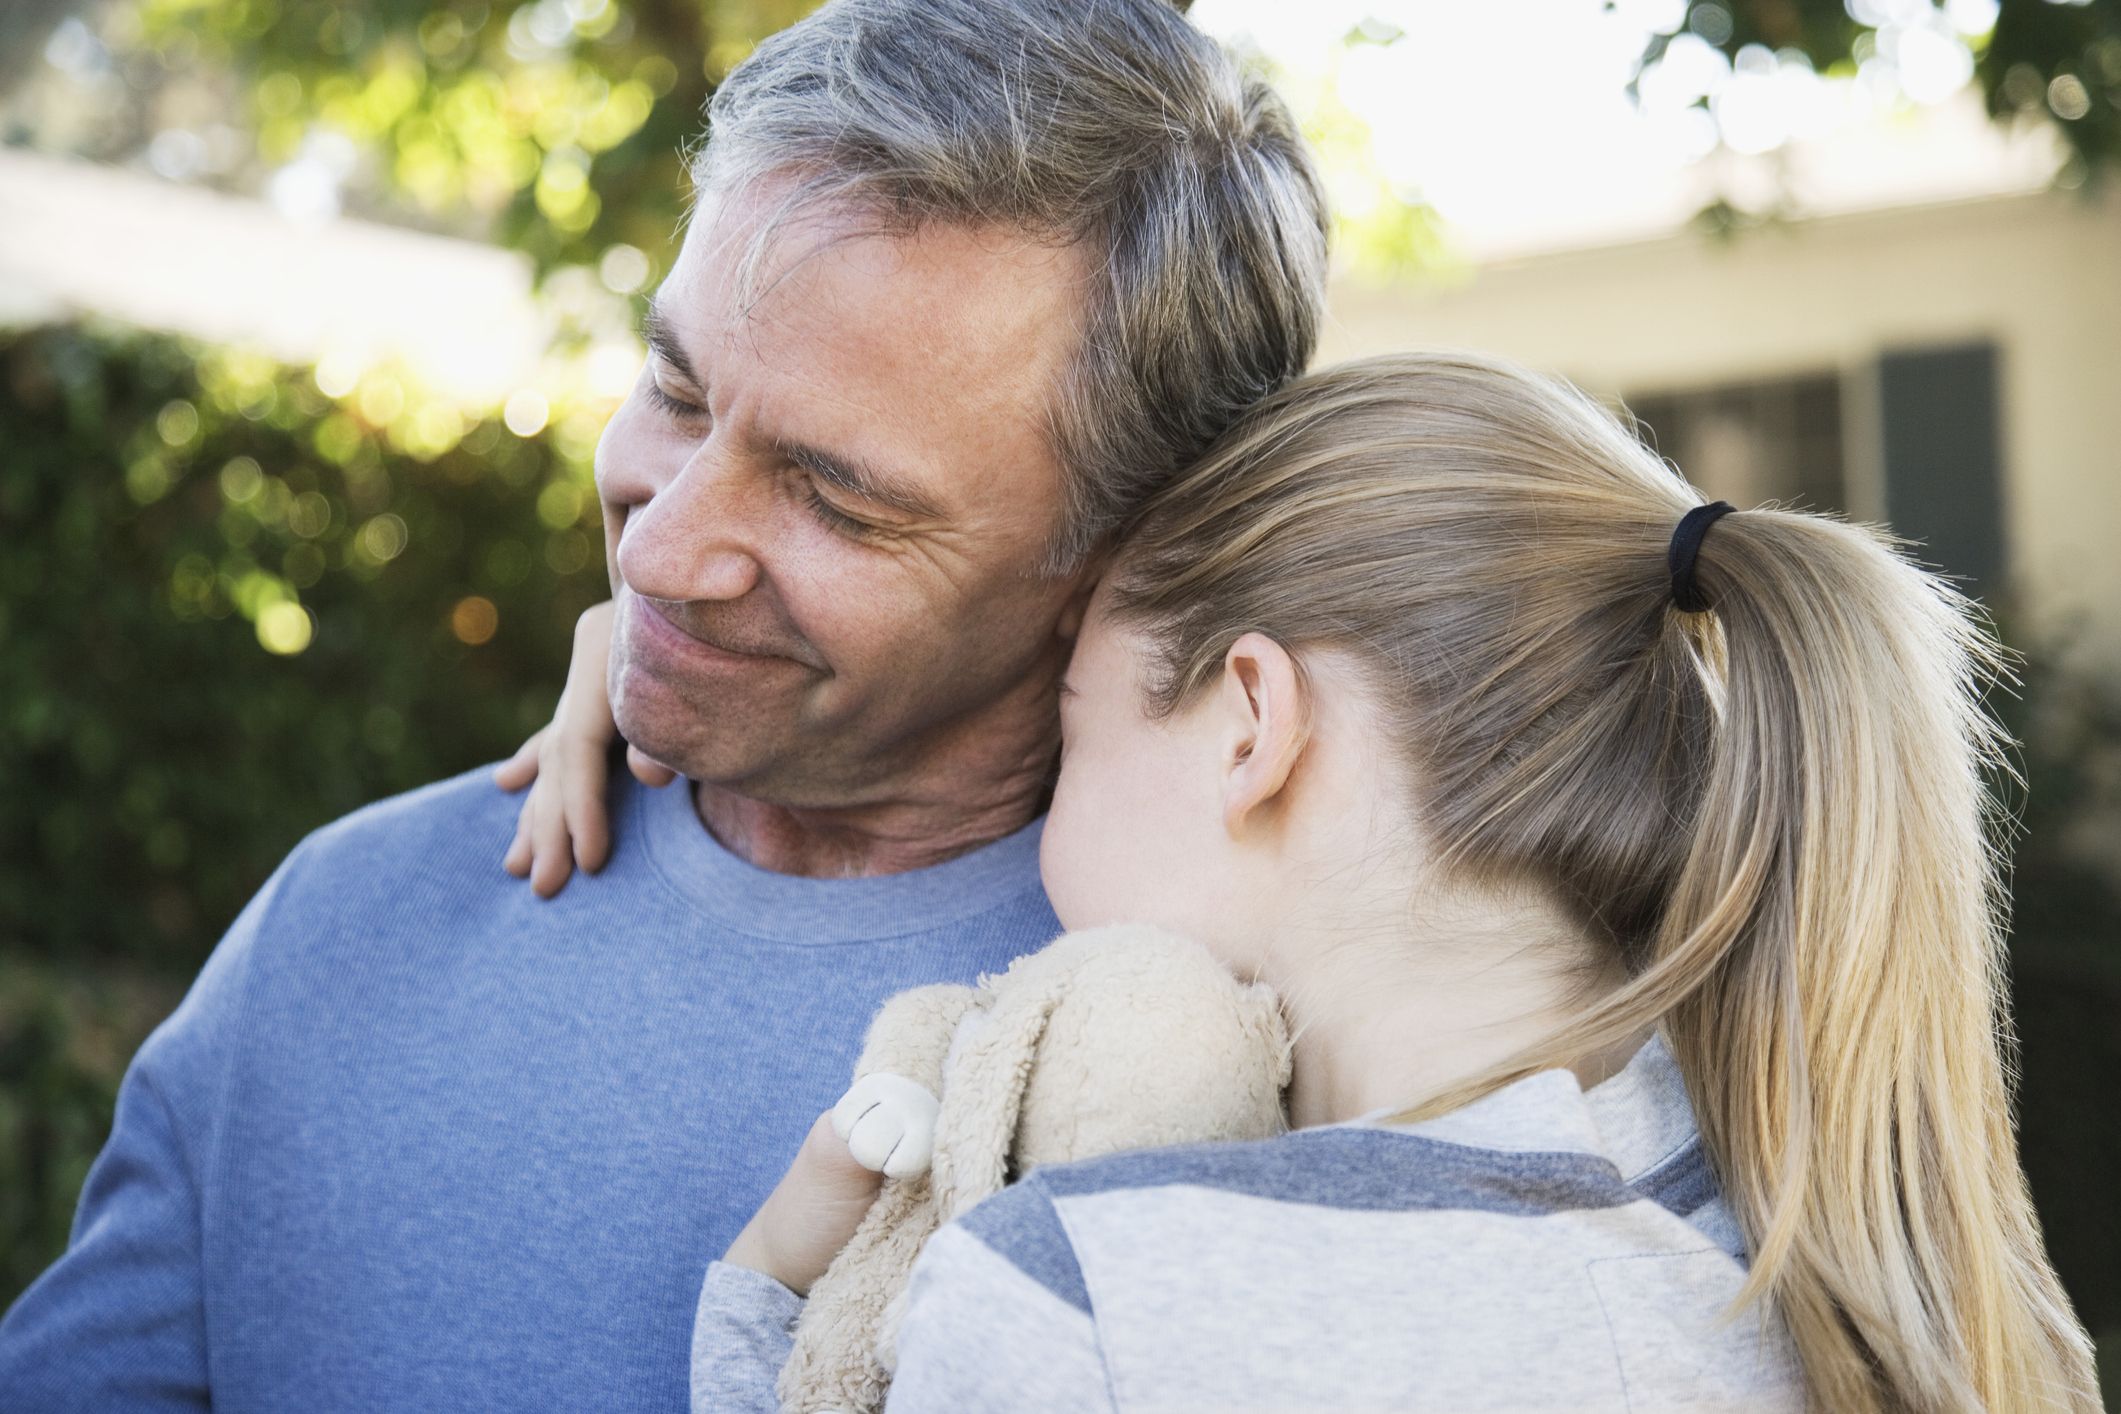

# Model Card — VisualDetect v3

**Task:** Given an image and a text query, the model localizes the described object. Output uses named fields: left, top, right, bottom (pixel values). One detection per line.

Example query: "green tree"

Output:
left=7, top=0, right=822, bottom=283
left=1637, top=0, right=2121, bottom=177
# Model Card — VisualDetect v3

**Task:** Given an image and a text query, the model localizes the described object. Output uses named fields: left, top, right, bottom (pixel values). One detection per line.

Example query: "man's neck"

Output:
left=690, top=681, right=1062, bottom=878
left=692, top=774, right=1048, bottom=878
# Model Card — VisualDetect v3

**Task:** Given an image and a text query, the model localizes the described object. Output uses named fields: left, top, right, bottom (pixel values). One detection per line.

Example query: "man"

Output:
left=0, top=0, right=1326, bottom=1406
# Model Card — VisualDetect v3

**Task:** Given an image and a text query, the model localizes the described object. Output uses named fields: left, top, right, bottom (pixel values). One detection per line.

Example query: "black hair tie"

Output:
left=1668, top=501, right=1736, bottom=613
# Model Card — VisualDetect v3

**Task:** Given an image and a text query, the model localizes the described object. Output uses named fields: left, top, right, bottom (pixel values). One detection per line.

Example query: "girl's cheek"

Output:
left=1038, top=762, right=1104, bottom=932
left=1042, top=740, right=1163, bottom=933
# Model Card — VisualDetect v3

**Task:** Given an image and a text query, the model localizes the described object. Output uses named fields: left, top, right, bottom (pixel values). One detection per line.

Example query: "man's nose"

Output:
left=612, top=442, right=767, bottom=604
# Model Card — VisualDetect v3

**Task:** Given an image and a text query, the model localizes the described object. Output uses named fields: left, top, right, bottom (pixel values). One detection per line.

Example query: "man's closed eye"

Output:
left=646, top=382, right=705, bottom=421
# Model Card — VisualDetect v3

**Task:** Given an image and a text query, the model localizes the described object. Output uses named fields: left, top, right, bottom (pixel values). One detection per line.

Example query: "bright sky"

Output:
left=1195, top=0, right=1688, bottom=223
left=1188, top=0, right=2027, bottom=260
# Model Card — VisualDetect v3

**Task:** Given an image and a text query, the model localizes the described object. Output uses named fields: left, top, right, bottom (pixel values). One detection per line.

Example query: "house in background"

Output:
left=5, top=87, right=2115, bottom=676
left=1322, top=102, right=2121, bottom=678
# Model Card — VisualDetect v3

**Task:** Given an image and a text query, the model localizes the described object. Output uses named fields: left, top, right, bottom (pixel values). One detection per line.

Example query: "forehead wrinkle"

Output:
left=665, top=191, right=1080, bottom=542
left=701, top=196, right=1079, bottom=440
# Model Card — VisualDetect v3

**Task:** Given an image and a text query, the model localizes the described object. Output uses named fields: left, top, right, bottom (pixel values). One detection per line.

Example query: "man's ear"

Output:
left=1053, top=548, right=1117, bottom=645
left=1055, top=579, right=1095, bottom=644
left=1218, top=632, right=1309, bottom=838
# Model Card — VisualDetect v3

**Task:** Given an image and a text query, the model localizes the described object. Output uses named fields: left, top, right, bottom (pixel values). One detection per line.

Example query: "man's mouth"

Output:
left=630, top=593, right=818, bottom=672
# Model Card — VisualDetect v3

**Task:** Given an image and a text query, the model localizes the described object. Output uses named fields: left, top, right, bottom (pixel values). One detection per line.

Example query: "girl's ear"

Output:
left=1217, top=632, right=1310, bottom=838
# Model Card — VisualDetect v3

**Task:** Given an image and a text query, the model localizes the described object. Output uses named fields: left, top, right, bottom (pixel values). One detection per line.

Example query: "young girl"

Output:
left=498, top=351, right=2098, bottom=1411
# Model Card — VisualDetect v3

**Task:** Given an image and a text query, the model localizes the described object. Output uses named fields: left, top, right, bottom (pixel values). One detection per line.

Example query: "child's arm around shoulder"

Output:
left=492, top=599, right=676, bottom=896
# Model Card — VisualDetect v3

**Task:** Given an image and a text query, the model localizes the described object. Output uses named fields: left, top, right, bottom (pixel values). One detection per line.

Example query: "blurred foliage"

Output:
left=1987, top=624, right=2121, bottom=1347
left=0, top=960, right=183, bottom=1302
left=1639, top=0, right=2121, bottom=177
left=7, top=0, right=822, bottom=284
left=0, top=0, right=1463, bottom=285
left=0, top=321, right=610, bottom=967
left=0, top=0, right=80, bottom=92
left=0, top=318, right=613, bottom=1303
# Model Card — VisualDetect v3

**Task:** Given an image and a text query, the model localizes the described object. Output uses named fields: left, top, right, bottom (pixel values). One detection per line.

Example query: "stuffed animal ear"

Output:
left=855, top=983, right=980, bottom=1096
left=926, top=967, right=1071, bottom=1218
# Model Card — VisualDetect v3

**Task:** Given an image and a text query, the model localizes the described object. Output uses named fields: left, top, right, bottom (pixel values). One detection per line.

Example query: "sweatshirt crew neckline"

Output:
left=633, top=773, right=1054, bottom=945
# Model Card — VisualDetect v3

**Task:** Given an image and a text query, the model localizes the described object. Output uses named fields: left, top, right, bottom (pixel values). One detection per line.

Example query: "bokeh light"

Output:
left=599, top=243, right=651, bottom=293
left=255, top=601, right=314, bottom=655
left=504, top=389, right=551, bottom=437
left=451, top=594, right=500, bottom=645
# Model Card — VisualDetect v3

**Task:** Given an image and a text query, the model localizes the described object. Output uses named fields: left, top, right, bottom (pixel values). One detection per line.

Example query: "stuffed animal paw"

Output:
left=830, top=1073, right=941, bottom=1180
left=778, top=925, right=1294, bottom=1414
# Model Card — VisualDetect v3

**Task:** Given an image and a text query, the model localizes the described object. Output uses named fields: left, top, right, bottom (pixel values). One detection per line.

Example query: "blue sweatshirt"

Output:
left=0, top=765, right=1061, bottom=1412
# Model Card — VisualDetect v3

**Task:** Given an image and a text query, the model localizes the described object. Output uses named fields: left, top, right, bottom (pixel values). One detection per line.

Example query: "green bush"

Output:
left=1, top=319, right=606, bottom=1301
left=0, top=320, right=607, bottom=968
left=0, top=959, right=184, bottom=1301
left=1989, top=630, right=2121, bottom=1358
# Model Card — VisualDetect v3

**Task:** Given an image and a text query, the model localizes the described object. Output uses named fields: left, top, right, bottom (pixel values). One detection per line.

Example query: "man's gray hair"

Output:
left=689, top=0, right=1330, bottom=574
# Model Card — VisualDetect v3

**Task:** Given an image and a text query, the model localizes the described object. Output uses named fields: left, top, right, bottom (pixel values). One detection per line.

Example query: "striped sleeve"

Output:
left=885, top=1182, right=1115, bottom=1413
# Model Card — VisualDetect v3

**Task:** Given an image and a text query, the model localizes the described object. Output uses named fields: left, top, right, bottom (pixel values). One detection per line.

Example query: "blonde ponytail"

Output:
left=1107, top=351, right=2100, bottom=1411
left=1647, top=508, right=2092, bottom=1410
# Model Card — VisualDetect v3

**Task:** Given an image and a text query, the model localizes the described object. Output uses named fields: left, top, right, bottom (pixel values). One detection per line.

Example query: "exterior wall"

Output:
left=1320, top=186, right=2121, bottom=674
left=0, top=147, right=546, bottom=407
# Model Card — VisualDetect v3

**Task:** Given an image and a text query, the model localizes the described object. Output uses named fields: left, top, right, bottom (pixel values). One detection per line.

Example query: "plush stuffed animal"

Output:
left=774, top=924, right=1293, bottom=1414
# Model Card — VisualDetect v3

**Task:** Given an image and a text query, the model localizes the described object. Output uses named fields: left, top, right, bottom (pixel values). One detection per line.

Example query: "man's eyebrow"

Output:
left=640, top=300, right=703, bottom=388
left=776, top=437, right=946, bottom=521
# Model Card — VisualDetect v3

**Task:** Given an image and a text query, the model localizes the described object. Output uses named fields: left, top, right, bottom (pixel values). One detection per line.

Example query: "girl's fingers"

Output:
left=502, top=793, right=536, bottom=877
left=503, top=600, right=626, bottom=892
left=493, top=728, right=546, bottom=791
left=526, top=732, right=581, bottom=896
left=528, top=780, right=576, bottom=897
left=627, top=745, right=678, bottom=787
left=561, top=737, right=612, bottom=875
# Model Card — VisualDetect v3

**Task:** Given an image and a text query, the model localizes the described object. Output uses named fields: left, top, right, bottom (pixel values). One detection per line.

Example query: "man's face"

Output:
left=594, top=189, right=1091, bottom=803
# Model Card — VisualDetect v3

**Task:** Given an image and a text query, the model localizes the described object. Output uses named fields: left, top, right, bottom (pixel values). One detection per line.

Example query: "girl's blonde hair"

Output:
left=1106, top=351, right=2099, bottom=1412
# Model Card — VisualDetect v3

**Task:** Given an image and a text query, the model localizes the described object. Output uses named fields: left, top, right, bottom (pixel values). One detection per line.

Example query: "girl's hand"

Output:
left=723, top=1111, right=887, bottom=1297
left=494, top=600, right=678, bottom=896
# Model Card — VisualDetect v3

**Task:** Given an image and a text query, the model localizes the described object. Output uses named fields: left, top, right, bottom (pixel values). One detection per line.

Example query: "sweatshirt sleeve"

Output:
left=884, top=1185, right=1116, bottom=1413
left=691, top=1261, right=804, bottom=1413
left=0, top=849, right=295, bottom=1410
